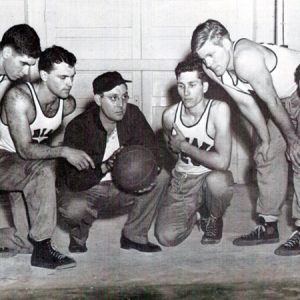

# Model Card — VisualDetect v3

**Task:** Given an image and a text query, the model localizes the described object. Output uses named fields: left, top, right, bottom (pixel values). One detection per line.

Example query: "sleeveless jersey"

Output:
left=221, top=39, right=300, bottom=99
left=0, top=82, right=64, bottom=152
left=174, top=99, right=215, bottom=175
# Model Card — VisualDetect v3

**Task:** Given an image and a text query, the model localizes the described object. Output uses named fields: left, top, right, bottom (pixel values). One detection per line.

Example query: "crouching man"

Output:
left=59, top=71, right=169, bottom=253
left=155, top=55, right=234, bottom=246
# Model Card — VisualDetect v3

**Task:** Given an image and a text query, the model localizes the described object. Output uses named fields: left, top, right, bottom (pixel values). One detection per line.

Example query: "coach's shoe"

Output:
left=274, top=231, right=300, bottom=256
left=69, top=237, right=87, bottom=253
left=31, top=238, right=76, bottom=270
left=201, top=215, right=223, bottom=244
left=233, top=217, right=279, bottom=246
left=120, top=233, right=161, bottom=252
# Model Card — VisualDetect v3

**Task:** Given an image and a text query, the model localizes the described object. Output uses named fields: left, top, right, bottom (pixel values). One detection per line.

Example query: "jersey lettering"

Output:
left=180, top=138, right=214, bottom=166
left=32, top=128, right=54, bottom=144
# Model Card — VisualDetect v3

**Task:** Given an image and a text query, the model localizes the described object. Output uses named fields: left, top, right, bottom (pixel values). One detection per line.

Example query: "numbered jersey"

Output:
left=174, top=99, right=215, bottom=175
left=0, top=82, right=63, bottom=152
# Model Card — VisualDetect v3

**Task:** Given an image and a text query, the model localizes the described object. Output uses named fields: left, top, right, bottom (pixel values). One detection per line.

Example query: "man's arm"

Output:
left=235, top=45, right=300, bottom=166
left=169, top=101, right=232, bottom=170
left=4, top=87, right=94, bottom=170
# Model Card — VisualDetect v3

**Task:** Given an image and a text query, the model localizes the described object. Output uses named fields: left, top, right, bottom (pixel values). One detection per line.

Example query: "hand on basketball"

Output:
left=287, top=138, right=300, bottom=172
left=63, top=146, right=95, bottom=171
left=254, top=139, right=270, bottom=162
left=102, top=146, right=124, bottom=174
left=168, top=123, right=186, bottom=153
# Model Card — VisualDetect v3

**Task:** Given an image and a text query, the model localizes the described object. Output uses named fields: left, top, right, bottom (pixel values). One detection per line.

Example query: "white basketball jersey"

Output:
left=0, top=82, right=63, bottom=152
left=174, top=99, right=215, bottom=175
left=221, top=39, right=300, bottom=99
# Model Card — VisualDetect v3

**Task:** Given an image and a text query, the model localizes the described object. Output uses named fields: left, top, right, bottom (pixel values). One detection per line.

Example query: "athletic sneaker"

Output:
left=201, top=216, right=223, bottom=244
left=31, top=238, right=76, bottom=270
left=196, top=217, right=209, bottom=233
left=274, top=231, right=300, bottom=256
left=233, top=217, right=279, bottom=246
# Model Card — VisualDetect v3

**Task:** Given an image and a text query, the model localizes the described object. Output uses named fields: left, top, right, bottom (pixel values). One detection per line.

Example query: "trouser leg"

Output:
left=155, top=170, right=206, bottom=247
left=0, top=151, right=57, bottom=249
left=59, top=184, right=107, bottom=246
left=203, top=170, right=234, bottom=218
left=123, top=169, right=169, bottom=244
left=255, top=120, right=288, bottom=218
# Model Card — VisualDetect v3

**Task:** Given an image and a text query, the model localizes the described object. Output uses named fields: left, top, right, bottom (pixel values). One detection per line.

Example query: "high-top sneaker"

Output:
left=31, top=238, right=76, bottom=270
left=233, top=217, right=279, bottom=246
left=201, top=215, right=223, bottom=244
left=274, top=231, right=300, bottom=256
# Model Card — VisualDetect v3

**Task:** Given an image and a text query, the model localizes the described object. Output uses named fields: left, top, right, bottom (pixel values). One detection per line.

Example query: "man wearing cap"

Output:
left=58, top=71, right=169, bottom=253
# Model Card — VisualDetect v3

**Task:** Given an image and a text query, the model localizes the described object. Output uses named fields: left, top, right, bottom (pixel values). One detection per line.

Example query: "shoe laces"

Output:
left=206, top=217, right=218, bottom=236
left=243, top=224, right=266, bottom=239
left=47, top=242, right=66, bottom=261
left=283, top=231, right=300, bottom=248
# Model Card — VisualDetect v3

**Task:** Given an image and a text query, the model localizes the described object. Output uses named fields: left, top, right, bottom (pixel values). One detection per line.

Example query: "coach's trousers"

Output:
left=58, top=169, right=169, bottom=246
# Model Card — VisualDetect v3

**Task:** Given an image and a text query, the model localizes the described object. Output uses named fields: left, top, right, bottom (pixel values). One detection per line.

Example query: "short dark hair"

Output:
left=38, top=45, right=77, bottom=72
left=0, top=24, right=41, bottom=58
left=175, top=54, right=208, bottom=82
left=296, top=64, right=300, bottom=84
left=191, top=19, right=230, bottom=53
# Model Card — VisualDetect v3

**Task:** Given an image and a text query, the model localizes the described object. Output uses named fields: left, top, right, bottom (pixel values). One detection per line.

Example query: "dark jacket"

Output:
left=62, top=102, right=161, bottom=192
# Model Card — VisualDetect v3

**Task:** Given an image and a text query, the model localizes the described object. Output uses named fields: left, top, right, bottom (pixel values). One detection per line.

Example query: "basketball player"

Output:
left=0, top=24, right=41, bottom=100
left=155, top=55, right=233, bottom=246
left=0, top=45, right=94, bottom=269
left=58, top=71, right=169, bottom=253
left=191, top=19, right=300, bottom=255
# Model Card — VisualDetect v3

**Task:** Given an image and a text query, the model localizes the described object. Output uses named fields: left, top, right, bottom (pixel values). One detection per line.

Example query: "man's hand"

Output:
left=63, top=146, right=95, bottom=171
left=287, top=138, right=300, bottom=172
left=168, top=123, right=186, bottom=153
left=254, top=139, right=270, bottom=162
left=101, top=146, right=124, bottom=174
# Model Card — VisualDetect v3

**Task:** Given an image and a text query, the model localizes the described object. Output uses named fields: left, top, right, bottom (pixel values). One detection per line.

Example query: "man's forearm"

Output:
left=17, top=143, right=65, bottom=160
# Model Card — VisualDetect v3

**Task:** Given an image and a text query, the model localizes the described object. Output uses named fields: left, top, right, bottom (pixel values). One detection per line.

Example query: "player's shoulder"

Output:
left=210, top=99, right=230, bottom=115
left=162, top=103, right=178, bottom=129
left=234, top=39, right=263, bottom=63
left=4, top=83, right=32, bottom=105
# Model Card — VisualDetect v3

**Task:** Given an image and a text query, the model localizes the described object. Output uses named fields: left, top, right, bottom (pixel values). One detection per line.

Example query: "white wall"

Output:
left=1, top=0, right=299, bottom=183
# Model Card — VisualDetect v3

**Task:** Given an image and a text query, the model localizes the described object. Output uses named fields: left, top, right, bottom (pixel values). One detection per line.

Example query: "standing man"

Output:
left=59, top=71, right=169, bottom=253
left=191, top=19, right=300, bottom=255
left=155, top=55, right=233, bottom=247
left=0, top=45, right=94, bottom=269
left=0, top=24, right=41, bottom=99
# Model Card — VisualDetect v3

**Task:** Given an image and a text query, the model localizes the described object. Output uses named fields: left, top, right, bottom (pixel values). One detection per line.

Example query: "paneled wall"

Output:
left=1, top=0, right=297, bottom=183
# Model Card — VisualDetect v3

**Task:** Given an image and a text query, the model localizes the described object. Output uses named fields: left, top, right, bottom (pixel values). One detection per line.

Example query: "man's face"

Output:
left=177, top=71, right=207, bottom=109
left=100, top=83, right=129, bottom=122
left=44, top=62, right=75, bottom=99
left=4, top=49, right=36, bottom=81
left=196, top=38, right=230, bottom=76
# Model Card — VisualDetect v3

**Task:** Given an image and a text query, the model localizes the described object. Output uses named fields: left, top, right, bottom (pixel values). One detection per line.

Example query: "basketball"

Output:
left=112, top=145, right=158, bottom=193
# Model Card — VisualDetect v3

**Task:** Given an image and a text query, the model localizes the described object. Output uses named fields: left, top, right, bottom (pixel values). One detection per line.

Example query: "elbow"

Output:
left=216, top=159, right=230, bottom=171
left=16, top=146, right=31, bottom=160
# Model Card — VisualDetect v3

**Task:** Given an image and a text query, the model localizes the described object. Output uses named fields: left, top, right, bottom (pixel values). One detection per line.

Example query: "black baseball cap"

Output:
left=93, top=71, right=132, bottom=94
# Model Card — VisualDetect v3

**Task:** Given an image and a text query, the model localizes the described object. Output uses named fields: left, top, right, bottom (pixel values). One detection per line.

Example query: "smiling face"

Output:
left=196, top=38, right=231, bottom=76
left=177, top=70, right=208, bottom=109
left=96, top=83, right=129, bottom=122
left=42, top=62, right=76, bottom=99
left=3, top=47, right=36, bottom=80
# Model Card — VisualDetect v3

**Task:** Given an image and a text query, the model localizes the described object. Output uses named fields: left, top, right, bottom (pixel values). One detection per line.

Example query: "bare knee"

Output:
left=155, top=226, right=179, bottom=247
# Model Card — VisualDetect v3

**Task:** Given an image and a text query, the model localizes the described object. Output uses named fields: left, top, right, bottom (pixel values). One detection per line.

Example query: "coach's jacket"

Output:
left=62, top=102, right=161, bottom=192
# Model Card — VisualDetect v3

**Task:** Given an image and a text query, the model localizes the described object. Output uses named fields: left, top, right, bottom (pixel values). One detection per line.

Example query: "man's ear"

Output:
left=2, top=46, right=12, bottom=59
left=203, top=81, right=209, bottom=93
left=40, top=70, right=48, bottom=82
left=94, top=94, right=102, bottom=106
